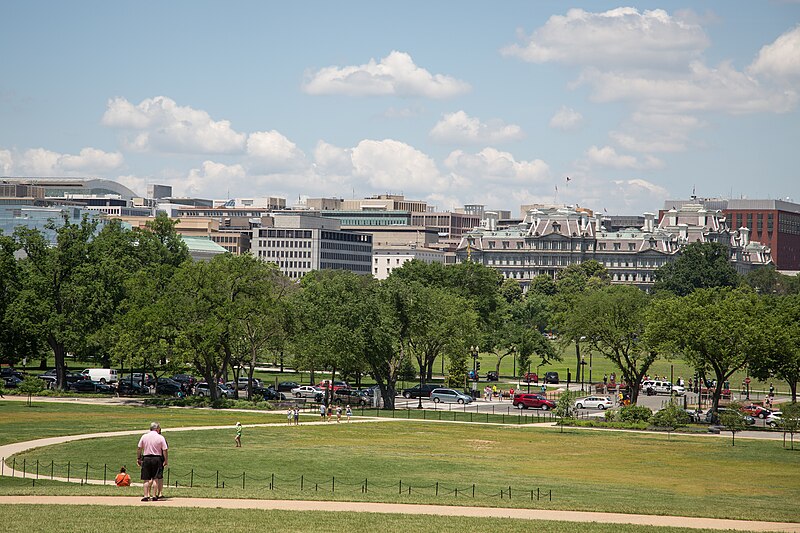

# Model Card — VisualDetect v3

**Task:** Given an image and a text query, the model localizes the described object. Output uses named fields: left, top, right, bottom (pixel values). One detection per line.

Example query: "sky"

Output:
left=1, top=1, right=799, bottom=216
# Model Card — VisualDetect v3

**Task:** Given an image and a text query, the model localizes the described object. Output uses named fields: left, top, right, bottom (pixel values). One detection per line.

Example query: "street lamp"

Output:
left=580, top=355, right=587, bottom=392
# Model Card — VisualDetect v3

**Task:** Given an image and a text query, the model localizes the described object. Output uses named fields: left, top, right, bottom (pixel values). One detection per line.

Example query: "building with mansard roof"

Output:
left=455, top=203, right=771, bottom=290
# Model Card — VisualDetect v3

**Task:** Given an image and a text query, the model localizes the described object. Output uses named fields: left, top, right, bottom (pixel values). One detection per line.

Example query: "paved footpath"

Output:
left=1, top=495, right=799, bottom=531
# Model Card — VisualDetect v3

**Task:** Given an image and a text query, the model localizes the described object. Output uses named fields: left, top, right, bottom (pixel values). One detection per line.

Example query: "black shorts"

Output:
left=156, top=456, right=164, bottom=479
left=141, top=456, right=161, bottom=480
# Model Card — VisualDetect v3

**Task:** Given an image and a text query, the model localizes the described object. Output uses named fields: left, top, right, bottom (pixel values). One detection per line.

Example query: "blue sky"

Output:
left=1, top=1, right=798, bottom=215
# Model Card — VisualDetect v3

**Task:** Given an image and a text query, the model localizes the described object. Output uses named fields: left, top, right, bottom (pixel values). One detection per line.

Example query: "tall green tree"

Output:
left=563, top=285, right=655, bottom=404
left=648, top=287, right=767, bottom=411
left=10, top=216, right=104, bottom=389
left=750, top=295, right=800, bottom=402
left=0, top=232, right=27, bottom=366
left=653, top=242, right=740, bottom=296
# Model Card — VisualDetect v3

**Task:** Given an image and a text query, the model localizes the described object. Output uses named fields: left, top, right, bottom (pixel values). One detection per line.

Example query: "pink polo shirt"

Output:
left=138, top=430, right=168, bottom=456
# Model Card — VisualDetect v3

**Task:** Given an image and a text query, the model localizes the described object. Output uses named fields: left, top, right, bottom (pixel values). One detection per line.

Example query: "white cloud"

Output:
left=610, top=112, right=705, bottom=153
left=246, top=130, right=307, bottom=172
left=502, top=7, right=709, bottom=69
left=313, top=141, right=353, bottom=175
left=576, top=61, right=798, bottom=114
left=383, top=105, right=425, bottom=118
left=548, top=106, right=584, bottom=131
left=429, top=111, right=524, bottom=144
left=444, top=148, right=549, bottom=185
left=302, top=51, right=470, bottom=99
left=184, top=161, right=247, bottom=196
left=2, top=147, right=124, bottom=175
left=609, top=178, right=670, bottom=211
left=102, top=96, right=246, bottom=154
left=0, top=150, right=13, bottom=175
left=586, top=145, right=663, bottom=170
left=749, top=25, right=800, bottom=82
left=351, top=139, right=449, bottom=193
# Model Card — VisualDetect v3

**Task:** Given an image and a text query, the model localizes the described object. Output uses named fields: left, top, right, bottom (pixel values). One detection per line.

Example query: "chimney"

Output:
left=643, top=212, right=655, bottom=233
left=740, top=226, right=750, bottom=247
left=678, top=224, right=688, bottom=241
left=668, top=208, right=678, bottom=227
left=698, top=208, right=707, bottom=228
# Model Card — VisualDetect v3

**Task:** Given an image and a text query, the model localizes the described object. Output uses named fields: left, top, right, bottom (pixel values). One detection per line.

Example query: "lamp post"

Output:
left=470, top=345, right=480, bottom=399
left=588, top=347, right=593, bottom=388
left=580, top=356, right=587, bottom=392
left=527, top=362, right=532, bottom=393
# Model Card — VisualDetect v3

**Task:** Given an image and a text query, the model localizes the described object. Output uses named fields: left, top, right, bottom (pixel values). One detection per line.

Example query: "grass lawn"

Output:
left=0, top=401, right=285, bottom=446
left=6, top=419, right=800, bottom=522
left=0, top=504, right=726, bottom=533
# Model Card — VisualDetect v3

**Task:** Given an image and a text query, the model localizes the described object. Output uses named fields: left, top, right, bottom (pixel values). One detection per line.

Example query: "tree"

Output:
left=648, top=287, right=767, bottom=411
left=750, top=295, right=800, bottom=402
left=780, top=402, right=800, bottom=450
left=744, top=265, right=795, bottom=296
left=528, top=274, right=557, bottom=297
left=653, top=242, right=740, bottom=296
left=0, top=232, right=26, bottom=366
left=10, top=216, right=105, bottom=389
left=500, top=278, right=523, bottom=303
left=561, top=285, right=654, bottom=404
left=651, top=402, right=691, bottom=440
left=552, top=261, right=609, bottom=380
left=719, top=402, right=747, bottom=446
left=554, top=390, right=577, bottom=433
left=17, top=375, right=44, bottom=406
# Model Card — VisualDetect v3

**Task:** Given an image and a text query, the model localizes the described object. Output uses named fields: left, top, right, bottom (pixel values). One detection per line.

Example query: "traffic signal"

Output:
left=476, top=362, right=481, bottom=372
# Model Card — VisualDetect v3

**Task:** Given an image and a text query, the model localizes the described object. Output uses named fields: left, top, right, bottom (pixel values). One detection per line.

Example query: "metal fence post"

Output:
left=242, top=471, right=245, bottom=490
left=36, top=460, right=39, bottom=480
left=22, top=458, right=26, bottom=479
left=332, top=476, right=335, bottom=493
left=190, top=468, right=194, bottom=488
left=216, top=470, right=219, bottom=488
left=103, top=464, right=106, bottom=485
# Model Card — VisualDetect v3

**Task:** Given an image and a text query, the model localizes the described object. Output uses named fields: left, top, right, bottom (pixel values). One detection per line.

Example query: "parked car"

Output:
left=1, top=367, right=24, bottom=380
left=574, top=396, right=613, bottom=410
left=512, top=393, right=556, bottom=410
left=252, top=386, right=286, bottom=401
left=276, top=381, right=300, bottom=392
left=3, top=375, right=23, bottom=388
left=81, top=368, right=118, bottom=384
left=544, top=372, right=559, bottom=384
left=68, top=380, right=114, bottom=393
left=227, top=377, right=263, bottom=391
left=117, top=380, right=149, bottom=395
left=430, top=388, right=473, bottom=404
left=194, top=382, right=235, bottom=398
left=522, top=372, right=538, bottom=383
left=291, top=385, right=324, bottom=399
left=765, top=412, right=783, bottom=428
left=155, top=378, right=183, bottom=396
left=741, top=404, right=772, bottom=419
left=486, top=371, right=499, bottom=382
left=401, top=383, right=438, bottom=399
left=171, top=374, right=196, bottom=388
left=121, top=373, right=155, bottom=387
left=332, top=389, right=369, bottom=406
left=704, top=408, right=756, bottom=425
left=38, top=370, right=86, bottom=388
left=641, top=380, right=685, bottom=396
left=317, top=380, right=349, bottom=391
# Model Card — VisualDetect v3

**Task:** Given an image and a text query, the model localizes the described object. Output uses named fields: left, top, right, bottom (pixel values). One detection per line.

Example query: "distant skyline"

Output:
left=1, top=1, right=798, bottom=214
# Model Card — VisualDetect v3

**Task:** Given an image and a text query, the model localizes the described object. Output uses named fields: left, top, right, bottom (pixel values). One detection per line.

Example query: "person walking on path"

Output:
left=346, top=405, right=352, bottom=422
left=155, top=425, right=168, bottom=500
left=319, top=403, right=326, bottom=420
left=234, top=422, right=242, bottom=447
left=293, top=407, right=299, bottom=426
left=336, top=405, right=342, bottom=423
left=287, top=408, right=293, bottom=426
left=327, top=405, right=333, bottom=422
left=114, top=466, right=131, bottom=487
left=137, top=422, right=168, bottom=502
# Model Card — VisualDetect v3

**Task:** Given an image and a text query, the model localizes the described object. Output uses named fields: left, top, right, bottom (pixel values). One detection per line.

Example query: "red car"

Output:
left=741, top=404, right=772, bottom=419
left=512, top=393, right=555, bottom=410
left=317, top=380, right=350, bottom=391
left=522, top=372, right=538, bottom=383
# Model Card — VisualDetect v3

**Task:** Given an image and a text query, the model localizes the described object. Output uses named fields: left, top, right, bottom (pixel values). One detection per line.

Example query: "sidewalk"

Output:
left=1, top=495, right=798, bottom=531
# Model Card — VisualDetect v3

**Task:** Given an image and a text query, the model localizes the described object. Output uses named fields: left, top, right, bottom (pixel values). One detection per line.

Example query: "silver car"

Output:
left=430, top=388, right=473, bottom=404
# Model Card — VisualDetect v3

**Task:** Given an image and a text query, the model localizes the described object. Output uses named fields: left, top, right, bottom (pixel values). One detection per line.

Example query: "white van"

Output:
left=82, top=368, right=118, bottom=383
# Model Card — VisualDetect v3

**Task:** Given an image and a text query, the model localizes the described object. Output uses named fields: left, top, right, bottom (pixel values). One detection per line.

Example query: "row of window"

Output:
left=500, top=270, right=654, bottom=283
left=320, top=252, right=372, bottom=263
left=258, top=250, right=311, bottom=259
left=260, top=239, right=312, bottom=248
left=320, top=241, right=372, bottom=252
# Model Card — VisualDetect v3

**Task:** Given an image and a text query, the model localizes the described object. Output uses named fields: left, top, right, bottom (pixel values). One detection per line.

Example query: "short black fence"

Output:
left=298, top=404, right=574, bottom=423
left=0, top=458, right=553, bottom=503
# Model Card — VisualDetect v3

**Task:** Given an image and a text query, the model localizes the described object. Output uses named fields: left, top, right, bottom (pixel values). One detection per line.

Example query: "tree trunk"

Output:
left=50, top=338, right=67, bottom=391
left=787, top=379, right=797, bottom=403
left=426, top=359, right=434, bottom=381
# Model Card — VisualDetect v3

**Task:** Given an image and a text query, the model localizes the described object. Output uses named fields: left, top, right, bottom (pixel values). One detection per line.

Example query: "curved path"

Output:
left=0, top=495, right=798, bottom=531
left=1, top=418, right=799, bottom=531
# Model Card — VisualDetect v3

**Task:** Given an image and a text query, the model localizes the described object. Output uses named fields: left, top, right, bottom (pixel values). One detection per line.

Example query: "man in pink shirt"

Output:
left=137, top=422, right=168, bottom=501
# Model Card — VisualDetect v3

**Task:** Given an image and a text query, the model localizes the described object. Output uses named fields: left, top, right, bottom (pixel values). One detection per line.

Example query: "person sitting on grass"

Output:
left=115, top=466, right=131, bottom=487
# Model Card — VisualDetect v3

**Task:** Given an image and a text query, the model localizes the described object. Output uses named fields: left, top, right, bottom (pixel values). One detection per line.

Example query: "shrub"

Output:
left=604, top=409, right=616, bottom=422
left=619, top=404, right=652, bottom=423
left=650, top=403, right=690, bottom=428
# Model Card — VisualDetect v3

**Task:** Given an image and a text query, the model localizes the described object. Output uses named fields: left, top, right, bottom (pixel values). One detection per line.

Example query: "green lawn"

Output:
left=0, top=503, right=725, bottom=533
left=0, top=401, right=285, bottom=446
left=6, top=418, right=800, bottom=522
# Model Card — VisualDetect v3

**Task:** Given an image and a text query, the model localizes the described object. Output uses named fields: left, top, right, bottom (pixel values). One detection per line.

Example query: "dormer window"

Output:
left=552, top=222, right=561, bottom=233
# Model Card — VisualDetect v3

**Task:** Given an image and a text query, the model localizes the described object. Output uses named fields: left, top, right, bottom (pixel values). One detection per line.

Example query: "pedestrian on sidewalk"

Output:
left=319, top=403, right=326, bottom=420
left=293, top=407, right=300, bottom=426
left=346, top=405, right=352, bottom=422
left=136, top=422, right=168, bottom=502
left=287, top=408, right=293, bottom=426
left=336, top=405, right=342, bottom=423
